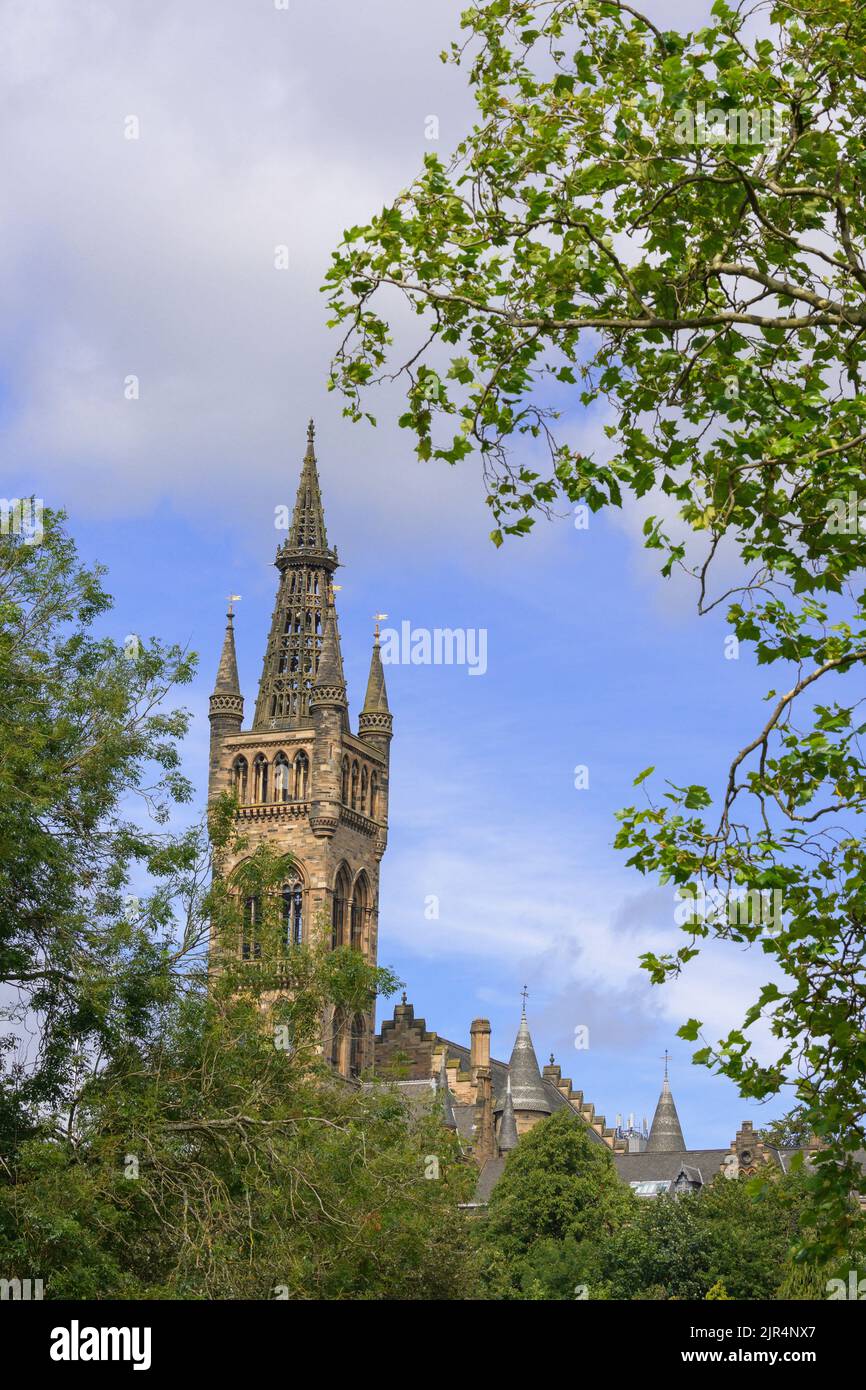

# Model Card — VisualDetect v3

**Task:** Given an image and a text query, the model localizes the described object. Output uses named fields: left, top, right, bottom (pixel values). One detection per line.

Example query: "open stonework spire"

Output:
left=253, top=422, right=342, bottom=730
left=646, top=1073, right=687, bottom=1153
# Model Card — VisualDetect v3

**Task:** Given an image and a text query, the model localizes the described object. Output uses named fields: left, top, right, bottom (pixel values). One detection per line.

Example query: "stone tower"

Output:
left=207, top=421, right=392, bottom=1077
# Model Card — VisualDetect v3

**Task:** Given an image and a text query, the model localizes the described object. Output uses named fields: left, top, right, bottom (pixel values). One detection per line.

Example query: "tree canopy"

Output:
left=325, top=0, right=866, bottom=1258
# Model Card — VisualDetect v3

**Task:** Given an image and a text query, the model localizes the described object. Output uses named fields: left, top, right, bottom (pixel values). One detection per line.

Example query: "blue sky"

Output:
left=1, top=0, right=796, bottom=1146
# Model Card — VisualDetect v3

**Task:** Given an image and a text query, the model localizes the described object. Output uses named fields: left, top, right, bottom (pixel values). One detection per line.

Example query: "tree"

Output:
left=759, top=1105, right=814, bottom=1148
left=325, top=0, right=866, bottom=1257
left=0, top=829, right=475, bottom=1299
left=0, top=518, right=475, bottom=1300
left=0, top=508, right=195, bottom=1147
left=592, top=1164, right=828, bottom=1300
left=479, top=1109, right=635, bottom=1296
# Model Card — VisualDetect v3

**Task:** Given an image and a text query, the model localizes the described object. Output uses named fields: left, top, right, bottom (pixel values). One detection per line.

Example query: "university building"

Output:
left=207, top=423, right=829, bottom=1203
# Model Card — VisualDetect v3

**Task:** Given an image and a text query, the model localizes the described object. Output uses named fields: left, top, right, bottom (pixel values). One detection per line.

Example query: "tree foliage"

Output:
left=325, top=0, right=866, bottom=1257
left=478, top=1109, right=841, bottom=1299
left=0, top=518, right=474, bottom=1299
left=478, top=1109, right=635, bottom=1295
left=0, top=509, right=196, bottom=1141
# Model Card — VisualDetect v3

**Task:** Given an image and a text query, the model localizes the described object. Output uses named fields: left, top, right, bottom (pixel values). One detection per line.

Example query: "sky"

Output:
left=0, top=0, right=798, bottom=1146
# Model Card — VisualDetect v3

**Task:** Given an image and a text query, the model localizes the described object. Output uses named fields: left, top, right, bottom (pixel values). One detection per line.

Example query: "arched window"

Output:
left=350, top=761, right=359, bottom=809
left=369, top=772, right=378, bottom=819
left=253, top=754, right=269, bottom=804
left=330, top=1007, right=346, bottom=1070
left=349, top=1014, right=365, bottom=1079
left=350, top=872, right=369, bottom=952
left=232, top=756, right=248, bottom=802
left=242, top=895, right=261, bottom=961
left=331, top=864, right=351, bottom=950
left=341, top=757, right=350, bottom=804
left=273, top=752, right=291, bottom=803
left=294, top=749, right=309, bottom=800
left=281, top=876, right=303, bottom=949
left=360, top=766, right=368, bottom=814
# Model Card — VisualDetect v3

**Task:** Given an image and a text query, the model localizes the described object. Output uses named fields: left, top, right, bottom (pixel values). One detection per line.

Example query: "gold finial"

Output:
left=226, top=594, right=242, bottom=618
left=326, top=581, right=343, bottom=607
left=373, top=612, right=388, bottom=642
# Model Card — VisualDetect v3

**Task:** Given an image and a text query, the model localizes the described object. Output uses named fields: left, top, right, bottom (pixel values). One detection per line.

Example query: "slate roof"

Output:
left=476, top=1157, right=507, bottom=1203
left=614, top=1149, right=729, bottom=1188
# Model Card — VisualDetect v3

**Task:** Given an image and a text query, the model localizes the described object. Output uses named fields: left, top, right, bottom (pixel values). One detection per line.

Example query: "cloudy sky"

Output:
left=2, top=0, right=795, bottom=1145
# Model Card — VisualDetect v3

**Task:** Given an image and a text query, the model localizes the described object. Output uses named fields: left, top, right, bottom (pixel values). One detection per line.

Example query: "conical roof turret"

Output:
left=505, top=1009, right=551, bottom=1116
left=209, top=605, right=244, bottom=726
left=498, top=1074, right=519, bottom=1153
left=646, top=1063, right=686, bottom=1152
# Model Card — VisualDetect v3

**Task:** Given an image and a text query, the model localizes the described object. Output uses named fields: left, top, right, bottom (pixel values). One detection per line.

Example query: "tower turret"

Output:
left=498, top=1074, right=519, bottom=1154
left=207, top=419, right=391, bottom=1078
left=359, top=623, right=393, bottom=860
left=208, top=603, right=244, bottom=801
left=309, top=602, right=348, bottom=840
left=646, top=1056, right=686, bottom=1152
left=500, top=1006, right=551, bottom=1134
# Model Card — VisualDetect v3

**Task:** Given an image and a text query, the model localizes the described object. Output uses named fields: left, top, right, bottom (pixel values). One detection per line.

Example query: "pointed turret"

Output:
left=208, top=604, right=244, bottom=801
left=646, top=1063, right=686, bottom=1153
left=312, top=603, right=347, bottom=701
left=503, top=1008, right=551, bottom=1120
left=362, top=640, right=388, bottom=714
left=253, top=421, right=340, bottom=730
left=359, top=625, right=393, bottom=748
left=438, top=1053, right=457, bottom=1131
left=498, top=1074, right=518, bottom=1154
left=212, top=608, right=242, bottom=704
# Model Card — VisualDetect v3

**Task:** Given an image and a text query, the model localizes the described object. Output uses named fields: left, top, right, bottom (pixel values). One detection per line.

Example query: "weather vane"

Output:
left=226, top=594, right=242, bottom=617
left=661, top=1049, right=672, bottom=1081
left=373, top=612, right=388, bottom=641
left=520, top=984, right=529, bottom=1010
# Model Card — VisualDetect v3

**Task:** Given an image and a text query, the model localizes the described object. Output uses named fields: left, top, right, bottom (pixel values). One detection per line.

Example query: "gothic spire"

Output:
left=253, top=421, right=341, bottom=730
left=313, top=602, right=346, bottom=694
left=362, top=636, right=389, bottom=715
left=286, top=419, right=332, bottom=555
left=505, top=1009, right=551, bottom=1116
left=359, top=620, right=393, bottom=748
left=209, top=605, right=244, bottom=727
left=646, top=1069, right=686, bottom=1153
left=213, top=607, right=241, bottom=698
left=498, top=1074, right=519, bottom=1153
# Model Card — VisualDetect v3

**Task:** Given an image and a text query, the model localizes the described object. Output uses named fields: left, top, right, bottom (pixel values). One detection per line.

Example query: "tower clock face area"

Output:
left=207, top=421, right=393, bottom=1080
